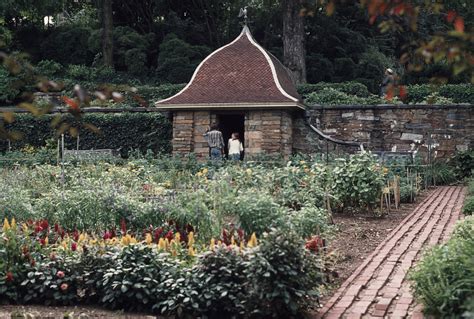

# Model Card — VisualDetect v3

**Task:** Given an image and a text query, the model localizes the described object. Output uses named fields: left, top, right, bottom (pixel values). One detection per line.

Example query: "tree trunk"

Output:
left=282, top=0, right=306, bottom=84
left=101, top=0, right=114, bottom=67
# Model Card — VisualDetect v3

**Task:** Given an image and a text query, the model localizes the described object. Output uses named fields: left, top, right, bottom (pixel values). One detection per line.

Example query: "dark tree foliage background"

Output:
left=0, top=0, right=472, bottom=106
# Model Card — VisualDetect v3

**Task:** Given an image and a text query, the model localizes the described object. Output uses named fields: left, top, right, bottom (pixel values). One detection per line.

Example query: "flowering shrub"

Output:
left=0, top=220, right=323, bottom=317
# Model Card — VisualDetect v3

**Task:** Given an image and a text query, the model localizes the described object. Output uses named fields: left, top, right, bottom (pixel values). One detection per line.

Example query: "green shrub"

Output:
left=100, top=245, right=181, bottom=311
left=0, top=66, right=20, bottom=103
left=297, top=81, right=371, bottom=99
left=227, top=191, right=287, bottom=236
left=289, top=205, right=331, bottom=238
left=1, top=112, right=172, bottom=155
left=305, top=88, right=383, bottom=105
left=245, top=229, right=322, bottom=317
left=331, top=152, right=385, bottom=211
left=35, top=60, right=63, bottom=78
left=183, top=245, right=247, bottom=317
left=410, top=216, right=474, bottom=318
left=428, top=162, right=458, bottom=185
left=452, top=150, right=474, bottom=179
left=462, top=196, right=474, bottom=216
left=406, top=84, right=474, bottom=104
left=438, top=84, right=474, bottom=104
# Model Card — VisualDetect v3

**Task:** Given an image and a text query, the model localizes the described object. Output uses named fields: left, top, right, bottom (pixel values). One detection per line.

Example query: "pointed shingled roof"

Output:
left=155, top=26, right=304, bottom=110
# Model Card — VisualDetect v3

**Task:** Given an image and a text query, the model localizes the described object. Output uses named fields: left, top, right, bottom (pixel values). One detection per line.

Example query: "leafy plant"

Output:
left=410, top=217, right=474, bottom=318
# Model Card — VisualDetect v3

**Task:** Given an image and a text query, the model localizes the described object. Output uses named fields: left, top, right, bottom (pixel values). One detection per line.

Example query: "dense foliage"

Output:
left=0, top=112, right=172, bottom=154
left=410, top=216, right=474, bottom=318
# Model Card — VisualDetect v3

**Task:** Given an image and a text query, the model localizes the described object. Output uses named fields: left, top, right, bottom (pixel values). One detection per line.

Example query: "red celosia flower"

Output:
left=40, top=238, right=46, bottom=246
left=71, top=242, right=77, bottom=251
left=54, top=223, right=59, bottom=232
left=165, top=230, right=173, bottom=241
left=5, top=272, right=13, bottom=282
left=73, top=230, right=79, bottom=241
left=237, top=228, right=244, bottom=240
left=40, top=220, right=49, bottom=230
left=154, top=227, right=163, bottom=242
left=120, top=219, right=127, bottom=234
left=35, top=225, right=43, bottom=233
left=103, top=231, right=112, bottom=240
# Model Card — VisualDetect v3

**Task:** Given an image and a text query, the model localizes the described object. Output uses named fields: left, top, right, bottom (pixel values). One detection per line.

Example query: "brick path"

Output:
left=316, top=186, right=466, bottom=319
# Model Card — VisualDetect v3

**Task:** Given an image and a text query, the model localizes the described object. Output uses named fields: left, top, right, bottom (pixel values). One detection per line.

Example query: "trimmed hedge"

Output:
left=1, top=113, right=172, bottom=155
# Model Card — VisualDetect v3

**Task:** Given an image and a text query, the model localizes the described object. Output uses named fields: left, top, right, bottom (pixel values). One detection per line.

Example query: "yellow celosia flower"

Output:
left=188, top=246, right=195, bottom=257
left=145, top=233, right=152, bottom=245
left=230, top=236, right=235, bottom=246
left=210, top=238, right=215, bottom=250
left=246, top=168, right=252, bottom=175
left=44, top=237, right=49, bottom=246
left=196, top=172, right=203, bottom=177
left=188, top=232, right=195, bottom=247
left=175, top=232, right=181, bottom=242
left=240, top=241, right=244, bottom=251
left=2, top=218, right=10, bottom=232
left=158, top=238, right=166, bottom=250
left=202, top=168, right=208, bottom=175
left=10, top=218, right=16, bottom=230
left=247, top=233, right=258, bottom=248
left=22, top=223, right=29, bottom=232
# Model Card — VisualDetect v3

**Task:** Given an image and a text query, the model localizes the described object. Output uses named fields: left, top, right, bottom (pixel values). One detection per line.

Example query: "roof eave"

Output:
left=154, top=101, right=305, bottom=111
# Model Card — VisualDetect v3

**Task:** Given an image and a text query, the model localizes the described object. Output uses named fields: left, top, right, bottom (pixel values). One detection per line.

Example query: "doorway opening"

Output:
left=217, top=113, right=245, bottom=159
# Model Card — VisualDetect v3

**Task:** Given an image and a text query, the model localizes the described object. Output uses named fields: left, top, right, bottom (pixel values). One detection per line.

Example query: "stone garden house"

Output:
left=155, top=26, right=304, bottom=159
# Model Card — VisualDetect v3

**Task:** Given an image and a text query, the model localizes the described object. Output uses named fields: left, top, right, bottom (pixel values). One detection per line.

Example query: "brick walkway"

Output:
left=316, top=186, right=466, bottom=319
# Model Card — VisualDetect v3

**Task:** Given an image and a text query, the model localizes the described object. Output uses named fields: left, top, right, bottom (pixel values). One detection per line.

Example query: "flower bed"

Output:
left=0, top=219, right=322, bottom=317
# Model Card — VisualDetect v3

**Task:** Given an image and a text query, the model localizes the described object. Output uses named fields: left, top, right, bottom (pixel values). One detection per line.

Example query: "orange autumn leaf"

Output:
left=62, top=96, right=79, bottom=110
left=446, top=10, right=456, bottom=23
left=454, top=17, right=464, bottom=32
left=369, top=15, right=377, bottom=25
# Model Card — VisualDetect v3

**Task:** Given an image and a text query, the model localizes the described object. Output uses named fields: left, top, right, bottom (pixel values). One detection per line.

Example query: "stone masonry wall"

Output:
left=245, top=110, right=293, bottom=158
left=173, top=110, right=294, bottom=159
left=293, top=105, right=473, bottom=159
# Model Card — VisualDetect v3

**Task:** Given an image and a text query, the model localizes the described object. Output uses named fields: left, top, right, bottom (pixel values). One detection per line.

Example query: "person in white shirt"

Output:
left=228, top=132, right=243, bottom=161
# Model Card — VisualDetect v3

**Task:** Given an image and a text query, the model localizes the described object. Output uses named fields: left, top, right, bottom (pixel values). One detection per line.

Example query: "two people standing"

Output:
left=204, top=124, right=243, bottom=161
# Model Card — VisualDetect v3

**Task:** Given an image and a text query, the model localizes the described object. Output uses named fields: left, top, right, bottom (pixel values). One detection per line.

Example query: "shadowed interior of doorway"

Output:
left=217, top=113, right=245, bottom=159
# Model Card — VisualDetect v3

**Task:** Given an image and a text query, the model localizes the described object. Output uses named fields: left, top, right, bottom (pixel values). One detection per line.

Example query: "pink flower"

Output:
left=6, top=272, right=13, bottom=282
left=57, top=271, right=65, bottom=279
left=60, top=283, right=68, bottom=291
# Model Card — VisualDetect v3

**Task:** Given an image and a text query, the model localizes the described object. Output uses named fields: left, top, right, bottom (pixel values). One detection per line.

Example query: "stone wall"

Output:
left=293, top=104, right=473, bottom=159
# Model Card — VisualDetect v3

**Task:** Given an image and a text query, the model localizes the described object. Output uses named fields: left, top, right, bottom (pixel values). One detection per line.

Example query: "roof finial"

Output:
left=238, top=6, right=248, bottom=25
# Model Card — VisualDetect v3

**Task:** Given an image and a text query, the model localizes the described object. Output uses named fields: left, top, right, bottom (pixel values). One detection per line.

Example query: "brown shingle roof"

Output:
left=155, top=26, right=303, bottom=110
